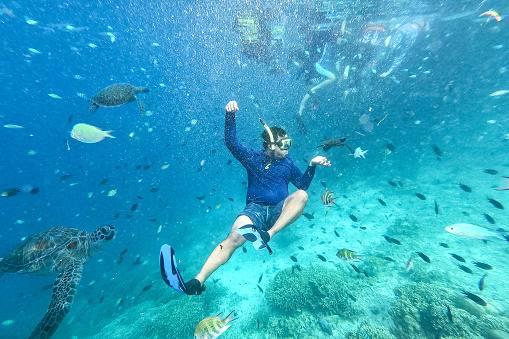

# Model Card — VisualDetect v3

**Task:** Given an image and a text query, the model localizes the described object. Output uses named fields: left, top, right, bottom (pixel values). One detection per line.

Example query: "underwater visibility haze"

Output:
left=0, top=0, right=508, bottom=338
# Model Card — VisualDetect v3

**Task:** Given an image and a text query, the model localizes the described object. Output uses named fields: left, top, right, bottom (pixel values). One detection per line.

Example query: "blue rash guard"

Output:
left=225, top=111, right=316, bottom=206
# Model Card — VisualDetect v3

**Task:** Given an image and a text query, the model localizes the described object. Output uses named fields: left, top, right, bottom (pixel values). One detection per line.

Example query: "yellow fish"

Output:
left=489, top=90, right=509, bottom=97
left=194, top=311, right=236, bottom=339
left=336, top=248, right=362, bottom=262
left=71, top=123, right=115, bottom=143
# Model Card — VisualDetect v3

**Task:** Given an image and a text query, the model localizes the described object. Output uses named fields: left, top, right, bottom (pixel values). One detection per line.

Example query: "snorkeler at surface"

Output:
left=160, top=101, right=331, bottom=295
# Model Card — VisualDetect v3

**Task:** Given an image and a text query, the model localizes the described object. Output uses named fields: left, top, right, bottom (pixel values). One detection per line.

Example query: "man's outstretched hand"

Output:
left=310, top=156, right=331, bottom=167
left=226, top=101, right=239, bottom=113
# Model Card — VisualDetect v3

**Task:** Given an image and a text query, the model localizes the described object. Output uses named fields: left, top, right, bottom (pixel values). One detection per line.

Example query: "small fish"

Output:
left=228, top=197, right=234, bottom=202
left=462, top=290, right=487, bottom=306
left=439, top=242, right=449, bottom=248
left=321, top=188, right=337, bottom=219
left=60, top=174, right=72, bottom=181
left=336, top=248, right=362, bottom=262
left=416, top=252, right=431, bottom=263
left=298, top=246, right=304, bottom=250
left=194, top=311, right=236, bottom=339
left=133, top=256, right=141, bottom=265
left=432, top=145, right=443, bottom=156
left=30, top=187, right=39, bottom=195
left=257, top=285, right=263, bottom=293
left=388, top=181, right=397, bottom=187
left=196, top=195, right=206, bottom=201
left=473, top=262, right=493, bottom=270
left=48, top=93, right=62, bottom=99
left=1, top=188, right=20, bottom=197
left=415, top=193, right=426, bottom=200
left=350, top=264, right=361, bottom=273
left=71, top=123, right=115, bottom=143
left=386, top=143, right=396, bottom=152
left=487, top=197, right=504, bottom=210
left=406, top=258, right=413, bottom=272
left=302, top=212, right=315, bottom=220
left=258, top=273, right=263, bottom=284
left=119, top=249, right=127, bottom=257
left=383, top=235, right=402, bottom=245
left=446, top=305, right=453, bottom=323
left=434, top=200, right=439, bottom=216
left=458, top=264, right=473, bottom=274
left=130, top=203, right=138, bottom=212
left=320, top=181, right=327, bottom=188
left=242, top=246, right=247, bottom=253
left=317, top=254, right=327, bottom=262
left=349, top=214, right=358, bottom=222
left=445, top=223, right=509, bottom=241
left=360, top=226, right=366, bottom=230
left=478, top=274, right=487, bottom=291
left=142, top=284, right=152, bottom=292
left=316, top=138, right=347, bottom=152
left=99, top=179, right=109, bottom=185
left=150, top=188, right=159, bottom=193
left=378, top=198, right=387, bottom=206
left=334, top=230, right=340, bottom=237
left=483, top=213, right=495, bottom=224
left=484, top=169, right=498, bottom=175
left=382, top=256, right=395, bottom=262
left=290, top=255, right=298, bottom=262
left=226, top=159, right=232, bottom=165
left=449, top=253, right=465, bottom=262
left=3, top=124, right=23, bottom=129
left=458, top=184, right=472, bottom=193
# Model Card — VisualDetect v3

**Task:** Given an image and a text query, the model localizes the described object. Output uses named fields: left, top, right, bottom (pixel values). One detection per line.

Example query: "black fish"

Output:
left=434, top=200, right=439, bottom=216
left=473, top=262, right=493, bottom=270
left=320, top=181, right=327, bottom=188
left=458, top=264, right=473, bottom=274
left=113, top=213, right=120, bottom=220
left=439, top=242, right=449, bottom=248
left=350, top=264, right=360, bottom=273
left=60, top=174, right=71, bottom=181
left=196, top=195, right=206, bottom=201
left=228, top=197, right=234, bottom=202
left=30, top=187, right=40, bottom=195
left=432, top=145, right=443, bottom=156
left=317, top=254, right=327, bottom=262
left=446, top=305, right=453, bottom=323
left=137, top=196, right=143, bottom=200
left=415, top=193, right=426, bottom=200
left=483, top=213, right=496, bottom=224
left=242, top=246, right=247, bottom=253
left=100, top=179, right=109, bottom=185
left=144, top=164, right=151, bottom=170
left=487, top=197, right=504, bottom=210
left=378, top=198, right=386, bottom=206
left=382, top=256, right=395, bottom=262
left=133, top=256, right=141, bottom=265
left=388, top=181, right=397, bottom=187
left=398, top=181, right=404, bottom=187
left=302, top=212, right=315, bottom=220
left=290, top=255, right=298, bottom=262
left=99, top=296, right=104, bottom=303
left=197, top=166, right=203, bottom=172
left=257, top=319, right=260, bottom=329
left=150, top=188, right=159, bottom=193
left=317, top=138, right=347, bottom=152
left=449, top=253, right=465, bottom=262
left=360, top=226, right=367, bottom=230
left=119, top=249, right=128, bottom=257
left=142, top=284, right=152, bottom=292
left=258, top=273, right=263, bottom=284
left=135, top=165, right=141, bottom=170
left=257, top=285, right=263, bottom=293
left=387, top=143, right=396, bottom=152
left=484, top=169, right=498, bottom=175
left=383, top=235, right=401, bottom=245
left=150, top=218, right=157, bottom=222
left=459, top=183, right=472, bottom=193
left=334, top=230, right=340, bottom=238
left=462, top=290, right=487, bottom=306
left=298, top=246, right=304, bottom=250
left=131, top=203, right=138, bottom=212
left=416, top=252, right=431, bottom=263
left=349, top=214, right=358, bottom=222
left=479, top=274, right=487, bottom=291
left=227, top=159, right=232, bottom=165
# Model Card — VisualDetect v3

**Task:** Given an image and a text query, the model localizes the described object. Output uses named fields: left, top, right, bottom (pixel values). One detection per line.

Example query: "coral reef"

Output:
left=346, top=322, right=396, bottom=339
left=386, top=217, right=421, bottom=237
left=265, top=265, right=364, bottom=317
left=389, top=282, right=509, bottom=339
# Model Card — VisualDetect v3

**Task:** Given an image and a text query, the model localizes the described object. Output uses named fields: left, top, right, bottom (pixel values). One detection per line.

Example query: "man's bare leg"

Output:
left=267, top=190, right=308, bottom=239
left=194, top=215, right=251, bottom=285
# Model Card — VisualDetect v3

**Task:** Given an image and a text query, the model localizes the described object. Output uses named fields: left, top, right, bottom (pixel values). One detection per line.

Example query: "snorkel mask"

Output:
left=260, top=119, right=292, bottom=150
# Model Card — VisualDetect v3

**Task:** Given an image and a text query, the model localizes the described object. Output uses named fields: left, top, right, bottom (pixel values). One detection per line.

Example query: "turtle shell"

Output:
left=0, top=227, right=90, bottom=275
left=91, top=83, right=137, bottom=107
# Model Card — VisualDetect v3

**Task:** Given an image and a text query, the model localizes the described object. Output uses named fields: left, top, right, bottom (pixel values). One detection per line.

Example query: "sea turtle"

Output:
left=0, top=225, right=116, bottom=339
left=88, top=83, right=149, bottom=116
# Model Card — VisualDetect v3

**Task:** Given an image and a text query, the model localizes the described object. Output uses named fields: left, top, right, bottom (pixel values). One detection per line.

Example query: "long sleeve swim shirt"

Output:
left=225, top=111, right=316, bottom=206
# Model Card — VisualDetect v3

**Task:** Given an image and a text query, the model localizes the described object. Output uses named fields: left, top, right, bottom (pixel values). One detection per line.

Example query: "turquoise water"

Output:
left=0, top=0, right=508, bottom=338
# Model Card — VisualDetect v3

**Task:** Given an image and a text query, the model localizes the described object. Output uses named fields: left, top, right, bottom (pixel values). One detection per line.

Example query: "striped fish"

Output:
left=321, top=189, right=337, bottom=218
left=336, top=248, right=362, bottom=262
left=194, top=311, right=236, bottom=339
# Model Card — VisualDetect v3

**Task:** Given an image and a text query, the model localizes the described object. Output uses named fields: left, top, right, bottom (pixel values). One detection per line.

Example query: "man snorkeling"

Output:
left=160, top=101, right=331, bottom=295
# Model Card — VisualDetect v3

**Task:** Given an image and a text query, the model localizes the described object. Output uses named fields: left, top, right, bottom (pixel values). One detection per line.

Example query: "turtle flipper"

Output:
left=88, top=102, right=99, bottom=114
left=29, top=260, right=83, bottom=339
left=137, top=99, right=145, bottom=117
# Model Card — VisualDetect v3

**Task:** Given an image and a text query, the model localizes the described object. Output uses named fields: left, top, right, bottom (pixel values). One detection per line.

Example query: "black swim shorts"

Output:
left=238, top=200, right=285, bottom=232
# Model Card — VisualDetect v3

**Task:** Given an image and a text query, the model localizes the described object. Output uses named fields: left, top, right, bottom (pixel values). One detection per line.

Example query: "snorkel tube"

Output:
left=260, top=119, right=275, bottom=150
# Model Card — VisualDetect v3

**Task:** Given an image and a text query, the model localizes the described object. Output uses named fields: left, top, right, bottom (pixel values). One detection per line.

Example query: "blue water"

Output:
left=1, top=0, right=508, bottom=338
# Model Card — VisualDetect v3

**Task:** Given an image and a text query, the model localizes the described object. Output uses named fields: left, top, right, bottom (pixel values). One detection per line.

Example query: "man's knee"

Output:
left=295, top=190, right=308, bottom=204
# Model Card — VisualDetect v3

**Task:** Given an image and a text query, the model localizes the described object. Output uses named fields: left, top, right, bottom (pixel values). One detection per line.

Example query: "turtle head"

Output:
left=90, top=225, right=116, bottom=244
left=135, top=87, right=149, bottom=94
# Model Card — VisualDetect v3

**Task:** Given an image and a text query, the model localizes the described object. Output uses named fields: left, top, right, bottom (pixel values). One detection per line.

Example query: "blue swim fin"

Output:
left=159, top=244, right=186, bottom=294
left=237, top=225, right=273, bottom=255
